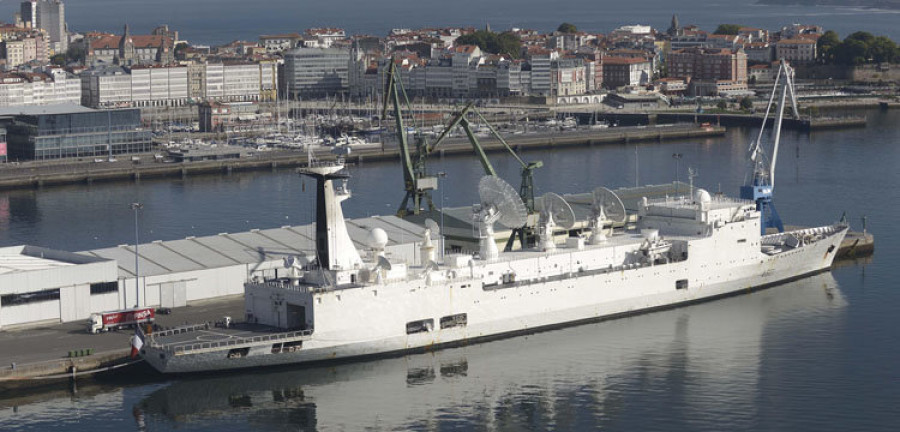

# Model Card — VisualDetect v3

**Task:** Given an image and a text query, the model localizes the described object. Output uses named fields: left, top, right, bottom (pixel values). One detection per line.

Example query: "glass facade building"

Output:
left=5, top=109, right=151, bottom=161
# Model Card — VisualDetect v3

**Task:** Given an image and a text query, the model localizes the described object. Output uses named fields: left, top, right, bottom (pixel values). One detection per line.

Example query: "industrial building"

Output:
left=0, top=245, right=119, bottom=331
left=0, top=104, right=151, bottom=161
left=0, top=215, right=424, bottom=330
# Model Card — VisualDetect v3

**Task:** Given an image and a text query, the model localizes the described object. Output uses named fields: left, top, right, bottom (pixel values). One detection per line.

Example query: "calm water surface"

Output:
left=1, top=0, right=899, bottom=44
left=0, top=109, right=897, bottom=430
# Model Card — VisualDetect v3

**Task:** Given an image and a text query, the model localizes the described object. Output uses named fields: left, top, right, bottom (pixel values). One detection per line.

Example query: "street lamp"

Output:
left=131, top=202, right=143, bottom=307
left=437, top=172, right=447, bottom=259
left=672, top=153, right=683, bottom=195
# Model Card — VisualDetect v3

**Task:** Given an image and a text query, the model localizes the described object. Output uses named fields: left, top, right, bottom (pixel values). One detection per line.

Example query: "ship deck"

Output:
left=147, top=322, right=306, bottom=351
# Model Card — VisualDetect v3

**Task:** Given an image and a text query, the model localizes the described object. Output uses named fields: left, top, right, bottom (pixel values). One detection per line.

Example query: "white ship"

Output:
left=141, top=159, right=847, bottom=373
left=141, top=59, right=847, bottom=374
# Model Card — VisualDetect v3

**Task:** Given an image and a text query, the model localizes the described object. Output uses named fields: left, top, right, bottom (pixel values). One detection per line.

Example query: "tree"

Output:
left=740, top=97, right=754, bottom=110
left=455, top=31, right=522, bottom=59
left=557, top=23, right=578, bottom=34
left=817, top=30, right=840, bottom=63
left=65, top=44, right=85, bottom=64
left=868, top=36, right=898, bottom=63
left=714, top=24, right=742, bottom=35
left=833, top=38, right=869, bottom=65
left=716, top=100, right=728, bottom=110
left=50, top=53, right=66, bottom=66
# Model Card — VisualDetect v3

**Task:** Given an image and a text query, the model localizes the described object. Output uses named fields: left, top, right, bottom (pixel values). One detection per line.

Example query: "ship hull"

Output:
left=143, top=225, right=846, bottom=374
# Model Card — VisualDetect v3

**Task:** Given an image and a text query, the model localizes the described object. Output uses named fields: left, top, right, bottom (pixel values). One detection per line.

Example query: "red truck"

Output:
left=88, top=307, right=155, bottom=334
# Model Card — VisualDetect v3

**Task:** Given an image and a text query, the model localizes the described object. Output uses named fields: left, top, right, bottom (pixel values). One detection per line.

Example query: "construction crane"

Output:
left=741, top=59, right=799, bottom=235
left=428, top=103, right=543, bottom=250
left=382, top=61, right=437, bottom=217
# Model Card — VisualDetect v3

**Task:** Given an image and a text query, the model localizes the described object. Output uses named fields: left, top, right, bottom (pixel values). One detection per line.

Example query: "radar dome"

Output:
left=694, top=188, right=711, bottom=204
left=367, top=228, right=389, bottom=250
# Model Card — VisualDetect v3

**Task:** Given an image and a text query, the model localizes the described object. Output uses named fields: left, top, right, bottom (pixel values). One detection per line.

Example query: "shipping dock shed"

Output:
left=0, top=216, right=424, bottom=331
left=0, top=245, right=118, bottom=330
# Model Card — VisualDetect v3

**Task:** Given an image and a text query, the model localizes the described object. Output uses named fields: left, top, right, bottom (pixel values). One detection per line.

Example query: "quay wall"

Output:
left=0, top=124, right=725, bottom=191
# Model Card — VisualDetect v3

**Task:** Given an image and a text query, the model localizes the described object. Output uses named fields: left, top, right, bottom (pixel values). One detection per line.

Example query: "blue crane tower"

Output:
left=740, top=59, right=800, bottom=235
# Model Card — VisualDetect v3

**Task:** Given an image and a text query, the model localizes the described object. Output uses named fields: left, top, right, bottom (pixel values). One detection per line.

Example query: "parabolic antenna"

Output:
left=592, top=187, right=626, bottom=224
left=424, top=218, right=441, bottom=239
left=478, top=176, right=527, bottom=228
left=540, top=192, right=576, bottom=230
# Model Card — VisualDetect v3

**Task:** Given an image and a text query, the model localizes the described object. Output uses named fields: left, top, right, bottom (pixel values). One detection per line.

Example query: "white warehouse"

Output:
left=0, top=245, right=119, bottom=331
left=0, top=216, right=425, bottom=331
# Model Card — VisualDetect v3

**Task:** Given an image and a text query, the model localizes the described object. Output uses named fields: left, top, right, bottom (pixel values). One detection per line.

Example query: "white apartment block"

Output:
left=776, top=39, right=816, bottom=64
left=0, top=68, right=80, bottom=106
left=81, top=62, right=276, bottom=108
left=2, top=40, right=25, bottom=69
left=129, top=66, right=189, bottom=107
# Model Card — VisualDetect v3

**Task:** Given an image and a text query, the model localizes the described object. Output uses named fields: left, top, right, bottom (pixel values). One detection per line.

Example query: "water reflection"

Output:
left=125, top=273, right=845, bottom=431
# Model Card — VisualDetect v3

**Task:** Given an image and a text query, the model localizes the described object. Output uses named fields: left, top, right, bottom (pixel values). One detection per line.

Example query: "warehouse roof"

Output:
left=80, top=215, right=426, bottom=278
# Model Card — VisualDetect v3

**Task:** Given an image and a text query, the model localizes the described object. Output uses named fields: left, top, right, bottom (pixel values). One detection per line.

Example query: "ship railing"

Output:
left=146, top=323, right=210, bottom=344
left=163, top=329, right=314, bottom=355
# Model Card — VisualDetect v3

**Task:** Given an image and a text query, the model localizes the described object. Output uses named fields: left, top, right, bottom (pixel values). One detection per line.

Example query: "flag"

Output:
left=131, top=327, right=145, bottom=359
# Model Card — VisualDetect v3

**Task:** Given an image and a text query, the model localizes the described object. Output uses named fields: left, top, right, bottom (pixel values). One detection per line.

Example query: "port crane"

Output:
left=382, top=61, right=436, bottom=217
left=382, top=62, right=542, bottom=249
left=428, top=103, right=543, bottom=250
left=741, top=59, right=799, bottom=235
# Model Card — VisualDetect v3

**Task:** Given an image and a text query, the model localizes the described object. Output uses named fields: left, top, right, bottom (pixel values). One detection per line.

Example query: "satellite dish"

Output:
left=475, top=176, right=527, bottom=261
left=376, top=255, right=392, bottom=271
left=592, top=187, right=626, bottom=224
left=540, top=192, right=576, bottom=230
left=478, top=176, right=527, bottom=228
left=424, top=218, right=441, bottom=239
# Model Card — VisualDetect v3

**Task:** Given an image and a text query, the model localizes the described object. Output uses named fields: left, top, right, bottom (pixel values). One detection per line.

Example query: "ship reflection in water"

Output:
left=132, top=272, right=846, bottom=431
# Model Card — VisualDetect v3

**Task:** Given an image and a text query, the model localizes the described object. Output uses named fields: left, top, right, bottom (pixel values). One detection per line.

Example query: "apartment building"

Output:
left=602, top=56, right=651, bottom=88
left=776, top=39, right=817, bottom=64
left=283, top=47, right=350, bottom=97
left=667, top=48, right=747, bottom=82
left=0, top=68, right=80, bottom=106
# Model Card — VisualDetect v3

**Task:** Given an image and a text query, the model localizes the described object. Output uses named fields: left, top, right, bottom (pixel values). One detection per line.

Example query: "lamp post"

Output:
left=131, top=202, right=143, bottom=307
left=437, top=171, right=447, bottom=259
left=672, top=153, right=683, bottom=195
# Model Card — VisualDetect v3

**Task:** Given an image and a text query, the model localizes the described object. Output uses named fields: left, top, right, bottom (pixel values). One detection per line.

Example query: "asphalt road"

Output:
left=0, top=296, right=244, bottom=367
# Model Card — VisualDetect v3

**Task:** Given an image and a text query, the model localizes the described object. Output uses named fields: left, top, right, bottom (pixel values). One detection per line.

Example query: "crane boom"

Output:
left=383, top=61, right=434, bottom=217
left=741, top=59, right=798, bottom=234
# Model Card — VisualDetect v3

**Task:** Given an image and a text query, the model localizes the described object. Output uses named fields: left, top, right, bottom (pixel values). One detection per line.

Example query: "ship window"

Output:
left=406, top=319, right=434, bottom=334
left=440, top=313, right=468, bottom=329
left=676, top=279, right=688, bottom=290
left=737, top=239, right=747, bottom=243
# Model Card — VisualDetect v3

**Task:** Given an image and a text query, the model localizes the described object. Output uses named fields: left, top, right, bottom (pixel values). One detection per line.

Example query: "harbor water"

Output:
left=0, top=108, right=897, bottom=430
left=1, top=0, right=898, bottom=45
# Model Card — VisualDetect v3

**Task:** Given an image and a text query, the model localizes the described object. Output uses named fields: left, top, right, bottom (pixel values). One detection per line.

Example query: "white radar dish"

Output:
left=592, top=187, right=626, bottom=224
left=541, top=192, right=576, bottom=230
left=424, top=218, right=441, bottom=239
left=478, top=176, right=528, bottom=228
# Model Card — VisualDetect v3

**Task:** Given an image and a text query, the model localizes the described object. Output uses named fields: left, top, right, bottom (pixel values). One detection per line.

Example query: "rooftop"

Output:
left=79, top=216, right=426, bottom=279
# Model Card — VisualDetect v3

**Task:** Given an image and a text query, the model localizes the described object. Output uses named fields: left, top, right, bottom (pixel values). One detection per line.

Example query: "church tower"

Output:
left=116, top=24, right=136, bottom=65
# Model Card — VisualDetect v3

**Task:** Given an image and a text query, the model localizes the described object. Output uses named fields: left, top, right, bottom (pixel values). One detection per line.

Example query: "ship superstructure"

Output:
left=141, top=159, right=847, bottom=374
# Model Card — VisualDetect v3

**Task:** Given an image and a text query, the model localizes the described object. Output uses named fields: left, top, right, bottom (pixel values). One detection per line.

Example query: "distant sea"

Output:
left=1, top=0, right=899, bottom=45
